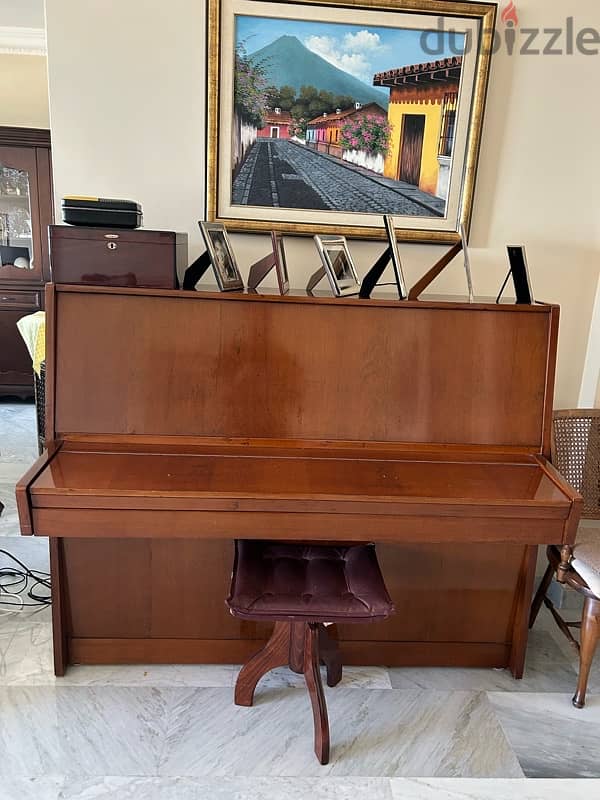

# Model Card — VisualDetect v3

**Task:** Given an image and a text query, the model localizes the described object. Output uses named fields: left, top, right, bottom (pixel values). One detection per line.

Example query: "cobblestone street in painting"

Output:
left=232, top=139, right=445, bottom=217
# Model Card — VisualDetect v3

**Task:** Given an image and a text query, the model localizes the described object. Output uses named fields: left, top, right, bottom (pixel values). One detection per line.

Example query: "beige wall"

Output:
left=45, top=0, right=600, bottom=408
left=0, top=54, right=49, bottom=128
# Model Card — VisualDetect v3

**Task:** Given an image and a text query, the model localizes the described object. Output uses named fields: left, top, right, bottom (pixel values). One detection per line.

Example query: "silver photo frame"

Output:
left=271, top=232, right=290, bottom=295
left=383, top=215, right=408, bottom=300
left=198, top=221, right=244, bottom=291
left=313, top=235, right=361, bottom=297
left=459, top=223, right=474, bottom=303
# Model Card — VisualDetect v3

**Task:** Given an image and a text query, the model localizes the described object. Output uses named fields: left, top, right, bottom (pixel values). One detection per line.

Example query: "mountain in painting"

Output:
left=249, top=35, right=388, bottom=108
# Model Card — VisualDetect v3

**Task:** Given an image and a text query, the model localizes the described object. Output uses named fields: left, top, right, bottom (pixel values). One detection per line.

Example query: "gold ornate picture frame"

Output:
left=206, top=0, right=496, bottom=242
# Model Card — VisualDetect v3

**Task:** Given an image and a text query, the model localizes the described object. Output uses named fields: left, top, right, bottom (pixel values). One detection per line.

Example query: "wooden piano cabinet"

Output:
left=18, top=285, right=582, bottom=677
left=57, top=538, right=531, bottom=674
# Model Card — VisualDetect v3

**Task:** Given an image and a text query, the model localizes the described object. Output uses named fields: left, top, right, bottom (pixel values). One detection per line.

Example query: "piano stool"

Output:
left=226, top=540, right=395, bottom=764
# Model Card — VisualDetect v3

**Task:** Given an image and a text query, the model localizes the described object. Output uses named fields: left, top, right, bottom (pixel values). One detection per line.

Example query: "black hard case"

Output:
left=62, top=197, right=143, bottom=229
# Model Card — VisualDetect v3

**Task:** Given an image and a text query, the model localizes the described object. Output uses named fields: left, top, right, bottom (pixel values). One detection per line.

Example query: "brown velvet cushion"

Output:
left=227, top=540, right=394, bottom=623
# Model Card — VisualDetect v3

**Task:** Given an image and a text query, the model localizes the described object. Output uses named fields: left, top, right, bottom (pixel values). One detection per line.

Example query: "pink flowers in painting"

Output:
left=339, top=114, right=392, bottom=157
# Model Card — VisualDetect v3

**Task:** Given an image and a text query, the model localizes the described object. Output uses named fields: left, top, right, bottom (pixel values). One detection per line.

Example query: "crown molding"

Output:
left=0, top=26, right=46, bottom=55
left=0, top=126, right=51, bottom=148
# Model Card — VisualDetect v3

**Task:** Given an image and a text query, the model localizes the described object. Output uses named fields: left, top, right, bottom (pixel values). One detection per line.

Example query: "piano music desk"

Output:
left=17, top=285, right=581, bottom=677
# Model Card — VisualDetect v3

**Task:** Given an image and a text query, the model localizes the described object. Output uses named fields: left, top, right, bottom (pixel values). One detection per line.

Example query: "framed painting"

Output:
left=206, top=0, right=497, bottom=243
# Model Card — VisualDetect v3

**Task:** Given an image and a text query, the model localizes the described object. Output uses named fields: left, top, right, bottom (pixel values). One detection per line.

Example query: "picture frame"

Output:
left=198, top=221, right=244, bottom=291
left=506, top=245, right=534, bottom=305
left=459, top=222, right=474, bottom=303
left=206, top=0, right=497, bottom=243
left=383, top=214, right=408, bottom=300
left=314, top=235, right=361, bottom=297
left=271, top=231, right=290, bottom=295
left=495, top=245, right=534, bottom=305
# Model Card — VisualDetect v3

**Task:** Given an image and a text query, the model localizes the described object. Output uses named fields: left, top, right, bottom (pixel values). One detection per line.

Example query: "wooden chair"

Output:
left=530, top=409, right=600, bottom=707
left=227, top=540, right=394, bottom=764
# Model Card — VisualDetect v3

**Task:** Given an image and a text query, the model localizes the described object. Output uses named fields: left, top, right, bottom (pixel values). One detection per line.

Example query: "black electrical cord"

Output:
left=0, top=549, right=51, bottom=607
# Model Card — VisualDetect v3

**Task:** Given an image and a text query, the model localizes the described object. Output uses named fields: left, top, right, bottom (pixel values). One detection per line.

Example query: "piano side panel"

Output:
left=52, top=290, right=554, bottom=449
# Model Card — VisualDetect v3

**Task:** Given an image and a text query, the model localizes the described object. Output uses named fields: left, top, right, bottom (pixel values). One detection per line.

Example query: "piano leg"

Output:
left=50, top=537, right=69, bottom=677
left=508, top=545, right=538, bottom=679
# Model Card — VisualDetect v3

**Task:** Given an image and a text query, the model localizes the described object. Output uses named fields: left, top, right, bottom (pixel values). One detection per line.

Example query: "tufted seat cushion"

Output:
left=227, top=540, right=394, bottom=623
left=572, top=521, right=600, bottom=598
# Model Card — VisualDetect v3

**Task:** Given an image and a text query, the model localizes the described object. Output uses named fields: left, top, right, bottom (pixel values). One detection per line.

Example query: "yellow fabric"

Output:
left=33, top=317, right=46, bottom=375
left=16, top=311, right=45, bottom=376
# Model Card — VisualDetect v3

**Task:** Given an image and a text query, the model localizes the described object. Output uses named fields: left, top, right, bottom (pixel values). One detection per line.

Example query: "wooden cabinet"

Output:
left=0, top=127, right=53, bottom=398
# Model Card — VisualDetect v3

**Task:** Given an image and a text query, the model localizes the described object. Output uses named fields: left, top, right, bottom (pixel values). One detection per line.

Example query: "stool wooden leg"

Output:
left=318, top=625, right=342, bottom=687
left=234, top=621, right=290, bottom=707
left=573, top=597, right=600, bottom=709
left=289, top=622, right=306, bottom=674
left=304, top=622, right=330, bottom=765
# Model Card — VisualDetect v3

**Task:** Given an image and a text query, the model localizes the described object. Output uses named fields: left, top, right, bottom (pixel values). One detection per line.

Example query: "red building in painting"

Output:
left=305, top=102, right=387, bottom=158
left=257, top=108, right=292, bottom=139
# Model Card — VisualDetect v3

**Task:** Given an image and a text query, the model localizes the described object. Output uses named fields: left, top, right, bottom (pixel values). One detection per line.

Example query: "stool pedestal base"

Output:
left=234, top=621, right=342, bottom=764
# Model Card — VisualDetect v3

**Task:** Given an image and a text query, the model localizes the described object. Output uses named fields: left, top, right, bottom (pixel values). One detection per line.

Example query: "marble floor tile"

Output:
left=160, top=688, right=523, bottom=778
left=4, top=777, right=598, bottom=800
left=239, top=664, right=392, bottom=690
left=488, top=691, right=600, bottom=778
left=0, top=425, right=38, bottom=463
left=0, top=534, right=50, bottom=571
left=0, top=400, right=37, bottom=441
left=0, top=614, right=235, bottom=688
left=57, top=776, right=394, bottom=800
left=533, top=601, right=600, bottom=695
left=0, top=619, right=53, bottom=686
left=389, top=630, right=577, bottom=693
left=389, top=778, right=599, bottom=799
left=0, top=686, right=165, bottom=777
left=0, top=777, right=62, bottom=800
left=61, top=663, right=236, bottom=689
left=0, top=473, right=25, bottom=536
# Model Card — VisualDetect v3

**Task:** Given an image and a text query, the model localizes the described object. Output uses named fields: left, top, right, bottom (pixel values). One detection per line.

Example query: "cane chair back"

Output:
left=552, top=410, right=600, bottom=519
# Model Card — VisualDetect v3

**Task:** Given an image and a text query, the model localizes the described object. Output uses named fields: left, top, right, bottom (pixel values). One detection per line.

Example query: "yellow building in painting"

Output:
left=373, top=57, right=462, bottom=199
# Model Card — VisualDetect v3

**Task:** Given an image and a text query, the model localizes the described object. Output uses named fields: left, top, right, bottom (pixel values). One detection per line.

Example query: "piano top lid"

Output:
left=52, top=282, right=558, bottom=312
left=44, top=283, right=559, bottom=458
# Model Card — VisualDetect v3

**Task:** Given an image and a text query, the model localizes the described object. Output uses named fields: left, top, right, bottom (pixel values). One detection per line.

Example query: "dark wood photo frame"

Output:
left=199, top=221, right=244, bottom=291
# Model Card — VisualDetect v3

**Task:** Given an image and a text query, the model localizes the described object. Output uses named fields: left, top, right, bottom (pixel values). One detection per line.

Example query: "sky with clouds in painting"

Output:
left=236, top=16, right=465, bottom=85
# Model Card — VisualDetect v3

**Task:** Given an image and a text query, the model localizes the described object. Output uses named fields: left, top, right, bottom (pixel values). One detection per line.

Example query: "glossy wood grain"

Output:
left=17, top=285, right=583, bottom=674
left=31, top=448, right=565, bottom=501
left=51, top=287, right=554, bottom=449
left=49, top=226, right=187, bottom=288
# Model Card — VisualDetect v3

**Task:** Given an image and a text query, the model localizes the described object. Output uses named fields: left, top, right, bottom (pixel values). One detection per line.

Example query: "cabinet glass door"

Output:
left=0, top=146, right=42, bottom=281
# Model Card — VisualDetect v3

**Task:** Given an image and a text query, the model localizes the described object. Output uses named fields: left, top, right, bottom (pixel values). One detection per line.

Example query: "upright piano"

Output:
left=17, top=284, right=581, bottom=676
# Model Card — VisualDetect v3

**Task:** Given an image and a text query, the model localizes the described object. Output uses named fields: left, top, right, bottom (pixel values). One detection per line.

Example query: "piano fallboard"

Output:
left=20, top=438, right=578, bottom=544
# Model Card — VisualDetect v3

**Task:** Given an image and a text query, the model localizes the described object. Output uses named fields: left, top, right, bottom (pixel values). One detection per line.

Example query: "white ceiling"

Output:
left=1, top=0, right=45, bottom=29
